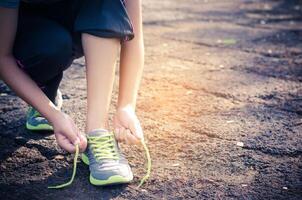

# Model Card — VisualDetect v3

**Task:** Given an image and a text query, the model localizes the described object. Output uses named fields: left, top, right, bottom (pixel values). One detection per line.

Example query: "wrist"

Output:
left=47, top=107, right=62, bottom=125
left=117, top=104, right=135, bottom=112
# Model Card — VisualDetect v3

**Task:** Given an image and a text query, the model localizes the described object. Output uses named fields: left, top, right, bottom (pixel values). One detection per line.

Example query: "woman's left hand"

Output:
left=113, top=105, right=143, bottom=145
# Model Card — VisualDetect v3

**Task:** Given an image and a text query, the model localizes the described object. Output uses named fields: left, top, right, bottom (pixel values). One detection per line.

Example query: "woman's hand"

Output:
left=113, top=105, right=143, bottom=145
left=51, top=112, right=87, bottom=153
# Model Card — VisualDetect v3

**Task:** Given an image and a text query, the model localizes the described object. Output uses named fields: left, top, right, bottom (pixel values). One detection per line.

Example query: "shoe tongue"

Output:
left=87, top=129, right=112, bottom=137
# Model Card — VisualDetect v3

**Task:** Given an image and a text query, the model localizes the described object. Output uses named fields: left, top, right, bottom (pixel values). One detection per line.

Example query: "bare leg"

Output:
left=81, top=33, right=120, bottom=133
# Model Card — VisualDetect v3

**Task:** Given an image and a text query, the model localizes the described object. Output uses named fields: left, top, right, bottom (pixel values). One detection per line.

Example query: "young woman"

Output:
left=0, top=0, right=144, bottom=186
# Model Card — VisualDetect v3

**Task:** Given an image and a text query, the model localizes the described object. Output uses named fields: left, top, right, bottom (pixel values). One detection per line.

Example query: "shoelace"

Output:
left=48, top=137, right=151, bottom=189
left=87, top=134, right=119, bottom=160
left=137, top=139, right=152, bottom=188
left=48, top=144, right=79, bottom=189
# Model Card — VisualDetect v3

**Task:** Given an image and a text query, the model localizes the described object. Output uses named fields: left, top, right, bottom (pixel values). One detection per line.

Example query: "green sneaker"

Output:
left=26, top=107, right=53, bottom=131
left=82, top=129, right=133, bottom=186
left=26, top=90, right=62, bottom=131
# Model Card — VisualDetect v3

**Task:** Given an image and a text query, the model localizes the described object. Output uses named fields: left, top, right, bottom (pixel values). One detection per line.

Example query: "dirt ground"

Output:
left=0, top=0, right=302, bottom=199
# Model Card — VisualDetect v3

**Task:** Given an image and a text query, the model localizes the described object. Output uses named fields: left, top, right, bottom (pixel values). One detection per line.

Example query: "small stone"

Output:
left=264, top=4, right=271, bottom=10
left=186, top=90, right=193, bottom=95
left=236, top=142, right=244, bottom=147
left=54, top=155, right=65, bottom=160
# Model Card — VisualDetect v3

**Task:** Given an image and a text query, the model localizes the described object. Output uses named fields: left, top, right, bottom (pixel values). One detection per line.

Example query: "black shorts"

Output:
left=18, top=0, right=134, bottom=58
left=13, top=0, right=134, bottom=102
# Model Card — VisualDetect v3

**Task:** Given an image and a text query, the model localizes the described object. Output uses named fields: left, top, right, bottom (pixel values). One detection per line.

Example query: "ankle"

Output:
left=85, top=121, right=109, bottom=133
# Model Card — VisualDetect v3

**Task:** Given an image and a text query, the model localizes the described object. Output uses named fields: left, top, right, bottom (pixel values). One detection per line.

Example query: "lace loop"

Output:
left=87, top=133, right=119, bottom=160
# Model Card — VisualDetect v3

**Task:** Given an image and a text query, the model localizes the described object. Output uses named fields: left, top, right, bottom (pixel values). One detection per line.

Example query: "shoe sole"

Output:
left=81, top=154, right=133, bottom=186
left=26, top=122, right=53, bottom=131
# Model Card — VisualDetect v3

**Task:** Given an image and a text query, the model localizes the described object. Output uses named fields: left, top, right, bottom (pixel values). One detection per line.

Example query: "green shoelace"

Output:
left=48, top=144, right=79, bottom=189
left=137, top=139, right=152, bottom=188
left=88, top=134, right=119, bottom=160
left=48, top=137, right=151, bottom=189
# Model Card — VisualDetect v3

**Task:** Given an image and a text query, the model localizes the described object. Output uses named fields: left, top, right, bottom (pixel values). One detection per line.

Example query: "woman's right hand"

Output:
left=51, top=112, right=87, bottom=153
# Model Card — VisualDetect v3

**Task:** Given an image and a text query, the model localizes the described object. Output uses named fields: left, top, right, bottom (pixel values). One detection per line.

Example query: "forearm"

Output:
left=0, top=55, right=60, bottom=123
left=118, top=0, right=144, bottom=110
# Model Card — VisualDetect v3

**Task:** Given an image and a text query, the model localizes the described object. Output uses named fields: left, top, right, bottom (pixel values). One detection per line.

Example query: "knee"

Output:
left=41, top=30, right=73, bottom=71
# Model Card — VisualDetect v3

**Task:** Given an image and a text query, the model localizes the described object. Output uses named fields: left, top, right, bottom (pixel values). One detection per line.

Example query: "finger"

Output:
left=114, top=128, right=122, bottom=142
left=63, top=125, right=80, bottom=145
left=78, top=132, right=86, bottom=142
left=124, top=129, right=130, bottom=145
left=122, top=128, right=131, bottom=144
left=129, top=120, right=144, bottom=140
left=119, top=127, right=126, bottom=143
left=125, top=129, right=140, bottom=145
left=72, top=122, right=81, bottom=144
left=63, top=116, right=80, bottom=145
left=78, top=133, right=87, bottom=152
left=116, top=128, right=124, bottom=143
left=55, top=133, right=76, bottom=153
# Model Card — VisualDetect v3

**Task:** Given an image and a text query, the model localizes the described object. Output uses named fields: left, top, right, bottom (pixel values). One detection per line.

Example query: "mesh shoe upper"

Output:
left=84, top=129, right=133, bottom=181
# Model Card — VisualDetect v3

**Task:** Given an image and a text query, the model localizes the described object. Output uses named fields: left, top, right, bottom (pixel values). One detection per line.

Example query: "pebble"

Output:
left=186, top=90, right=193, bottom=95
left=54, top=155, right=65, bottom=160
left=236, top=142, right=244, bottom=147
left=264, top=4, right=271, bottom=10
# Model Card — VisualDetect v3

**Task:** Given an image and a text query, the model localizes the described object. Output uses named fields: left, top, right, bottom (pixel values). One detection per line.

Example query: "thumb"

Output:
left=61, top=114, right=80, bottom=145
left=63, top=127, right=80, bottom=146
left=129, top=120, right=143, bottom=140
